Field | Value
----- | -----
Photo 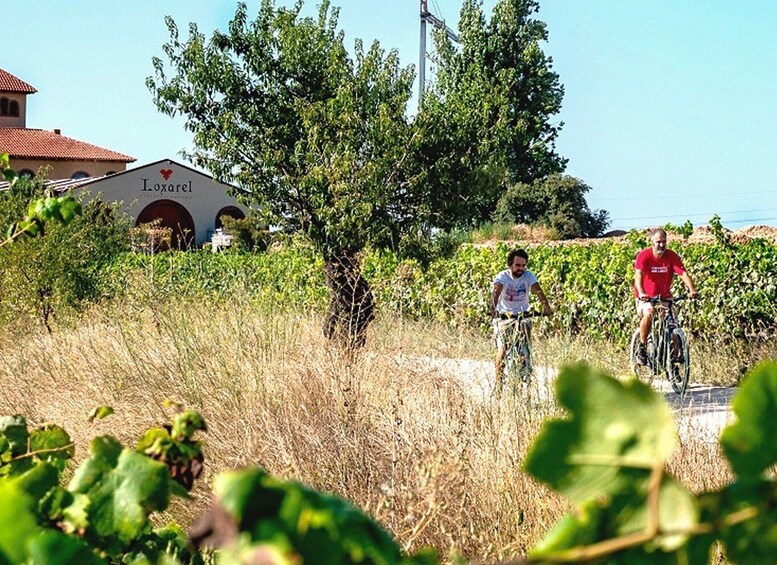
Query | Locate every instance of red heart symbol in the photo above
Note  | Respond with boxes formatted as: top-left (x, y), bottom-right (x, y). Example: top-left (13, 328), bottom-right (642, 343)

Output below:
top-left (160, 169), bottom-right (173, 180)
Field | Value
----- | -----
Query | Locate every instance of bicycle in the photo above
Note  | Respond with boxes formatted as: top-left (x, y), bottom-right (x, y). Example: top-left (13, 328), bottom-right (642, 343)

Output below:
top-left (495, 310), bottom-right (544, 393)
top-left (629, 296), bottom-right (691, 395)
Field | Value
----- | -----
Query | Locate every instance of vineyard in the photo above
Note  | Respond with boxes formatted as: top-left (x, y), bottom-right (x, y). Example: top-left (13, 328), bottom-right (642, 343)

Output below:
top-left (3, 184), bottom-right (777, 562)
top-left (93, 231), bottom-right (777, 344)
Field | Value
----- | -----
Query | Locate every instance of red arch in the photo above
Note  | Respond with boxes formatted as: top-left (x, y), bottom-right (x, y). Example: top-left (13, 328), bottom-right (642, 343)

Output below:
top-left (136, 199), bottom-right (195, 250)
top-left (215, 205), bottom-right (245, 229)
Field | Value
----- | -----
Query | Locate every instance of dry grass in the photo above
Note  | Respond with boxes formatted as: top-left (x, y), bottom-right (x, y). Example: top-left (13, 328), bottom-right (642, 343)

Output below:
top-left (0, 298), bottom-right (737, 562)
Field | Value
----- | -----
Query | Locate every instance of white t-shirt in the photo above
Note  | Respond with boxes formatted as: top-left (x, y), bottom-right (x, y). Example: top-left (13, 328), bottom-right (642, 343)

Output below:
top-left (494, 269), bottom-right (537, 314)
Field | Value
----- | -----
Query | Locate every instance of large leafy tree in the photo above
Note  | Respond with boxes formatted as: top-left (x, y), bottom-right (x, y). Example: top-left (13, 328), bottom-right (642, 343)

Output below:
top-left (493, 174), bottom-right (610, 238)
top-left (422, 0), bottom-right (569, 228)
top-left (148, 0), bottom-right (420, 346)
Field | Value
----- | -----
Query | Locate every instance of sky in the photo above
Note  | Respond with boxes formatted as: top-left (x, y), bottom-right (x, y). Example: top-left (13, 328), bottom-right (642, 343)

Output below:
top-left (4, 0), bottom-right (777, 232)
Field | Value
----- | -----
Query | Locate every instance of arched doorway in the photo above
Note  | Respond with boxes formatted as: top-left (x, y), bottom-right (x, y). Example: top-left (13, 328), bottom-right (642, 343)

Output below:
top-left (215, 206), bottom-right (245, 229)
top-left (136, 199), bottom-right (195, 250)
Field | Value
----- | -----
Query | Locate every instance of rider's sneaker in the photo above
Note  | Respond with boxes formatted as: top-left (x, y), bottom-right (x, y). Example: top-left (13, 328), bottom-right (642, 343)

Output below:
top-left (636, 343), bottom-right (648, 366)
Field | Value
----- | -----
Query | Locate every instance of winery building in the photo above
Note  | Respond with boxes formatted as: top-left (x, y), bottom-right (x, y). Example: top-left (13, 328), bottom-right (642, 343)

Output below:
top-left (71, 159), bottom-right (247, 246)
top-left (0, 67), bottom-right (247, 246)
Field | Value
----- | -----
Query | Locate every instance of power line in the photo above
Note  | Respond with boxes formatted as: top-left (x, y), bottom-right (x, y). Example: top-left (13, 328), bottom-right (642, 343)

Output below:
top-left (616, 207), bottom-right (777, 222)
top-left (593, 188), bottom-right (777, 202)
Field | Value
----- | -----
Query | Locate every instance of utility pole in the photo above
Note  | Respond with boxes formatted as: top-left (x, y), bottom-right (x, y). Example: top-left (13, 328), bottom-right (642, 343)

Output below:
top-left (419, 0), bottom-right (459, 108)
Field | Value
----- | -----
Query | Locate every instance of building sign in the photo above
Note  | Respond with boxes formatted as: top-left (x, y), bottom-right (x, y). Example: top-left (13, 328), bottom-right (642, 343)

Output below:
top-left (140, 167), bottom-right (193, 198)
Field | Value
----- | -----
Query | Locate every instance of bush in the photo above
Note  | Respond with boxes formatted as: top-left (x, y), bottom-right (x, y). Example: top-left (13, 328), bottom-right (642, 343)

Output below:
top-left (493, 174), bottom-right (610, 238)
top-left (0, 178), bottom-right (130, 331)
top-left (218, 215), bottom-right (271, 252)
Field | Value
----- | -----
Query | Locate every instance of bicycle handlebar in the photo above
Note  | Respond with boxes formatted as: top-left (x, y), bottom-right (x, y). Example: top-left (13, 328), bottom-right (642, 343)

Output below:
top-left (639, 295), bottom-right (692, 304)
top-left (496, 310), bottom-right (546, 320)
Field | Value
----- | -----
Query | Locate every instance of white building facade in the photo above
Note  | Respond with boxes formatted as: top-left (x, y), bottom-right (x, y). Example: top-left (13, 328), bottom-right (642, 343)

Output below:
top-left (75, 159), bottom-right (247, 247)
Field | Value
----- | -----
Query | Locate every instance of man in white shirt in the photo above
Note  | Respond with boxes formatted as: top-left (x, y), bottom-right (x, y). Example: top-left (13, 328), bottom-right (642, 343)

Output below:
top-left (488, 249), bottom-right (553, 384)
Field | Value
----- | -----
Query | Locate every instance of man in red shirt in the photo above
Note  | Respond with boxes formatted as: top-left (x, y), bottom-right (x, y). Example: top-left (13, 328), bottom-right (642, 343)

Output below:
top-left (634, 228), bottom-right (698, 365)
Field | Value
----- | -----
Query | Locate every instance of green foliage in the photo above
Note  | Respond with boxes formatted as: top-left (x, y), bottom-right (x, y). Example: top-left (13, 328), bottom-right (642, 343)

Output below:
top-left (136, 408), bottom-right (206, 492)
top-left (1, 153), bottom-right (83, 249)
top-left (709, 214), bottom-right (731, 247)
top-left (197, 468), bottom-right (436, 564)
top-left (99, 235), bottom-right (777, 342)
top-left (0, 176), bottom-right (128, 331)
top-left (664, 220), bottom-right (694, 239)
top-left (421, 0), bottom-right (570, 228)
top-left (493, 174), bottom-right (610, 238)
top-left (0, 407), bottom-right (434, 564)
top-left (102, 243), bottom-right (329, 309)
top-left (218, 215), bottom-right (271, 252)
top-left (0, 153), bottom-right (17, 185)
top-left (0, 409), bottom-right (206, 564)
top-left (148, 0), bottom-right (417, 258)
top-left (524, 361), bottom-right (777, 563)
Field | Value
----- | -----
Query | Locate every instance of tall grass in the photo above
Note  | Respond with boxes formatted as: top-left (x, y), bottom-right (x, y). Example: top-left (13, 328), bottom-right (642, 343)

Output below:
top-left (0, 297), bottom-right (736, 562)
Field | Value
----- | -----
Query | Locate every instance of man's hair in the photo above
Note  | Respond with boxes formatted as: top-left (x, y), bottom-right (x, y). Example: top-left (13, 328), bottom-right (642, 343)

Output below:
top-left (507, 249), bottom-right (529, 265)
top-left (650, 227), bottom-right (667, 239)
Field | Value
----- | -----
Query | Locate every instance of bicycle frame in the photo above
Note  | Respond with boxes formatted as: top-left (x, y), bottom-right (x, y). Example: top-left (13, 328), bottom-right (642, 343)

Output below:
top-left (496, 311), bottom-right (539, 385)
top-left (647, 301), bottom-right (676, 375)
top-left (630, 296), bottom-right (690, 394)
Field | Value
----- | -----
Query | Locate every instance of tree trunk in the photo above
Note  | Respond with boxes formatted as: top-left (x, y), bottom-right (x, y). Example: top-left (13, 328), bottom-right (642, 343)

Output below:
top-left (322, 251), bottom-right (375, 348)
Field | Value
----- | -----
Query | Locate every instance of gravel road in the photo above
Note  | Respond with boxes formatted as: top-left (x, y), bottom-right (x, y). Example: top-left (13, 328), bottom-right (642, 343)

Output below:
top-left (406, 355), bottom-right (736, 443)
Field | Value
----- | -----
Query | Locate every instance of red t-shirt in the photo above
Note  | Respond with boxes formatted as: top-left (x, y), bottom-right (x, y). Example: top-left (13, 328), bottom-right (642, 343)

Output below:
top-left (634, 248), bottom-right (686, 298)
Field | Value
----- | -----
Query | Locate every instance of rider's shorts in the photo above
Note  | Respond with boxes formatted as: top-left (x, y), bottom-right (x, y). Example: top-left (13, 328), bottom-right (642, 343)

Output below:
top-left (493, 317), bottom-right (532, 349)
top-left (636, 298), bottom-right (668, 317)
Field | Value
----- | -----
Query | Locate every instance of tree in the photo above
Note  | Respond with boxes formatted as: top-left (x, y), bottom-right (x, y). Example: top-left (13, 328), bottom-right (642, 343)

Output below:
top-left (493, 174), bottom-right (610, 238)
top-left (0, 172), bottom-right (127, 332)
top-left (421, 0), bottom-right (569, 228)
top-left (148, 1), bottom-right (420, 347)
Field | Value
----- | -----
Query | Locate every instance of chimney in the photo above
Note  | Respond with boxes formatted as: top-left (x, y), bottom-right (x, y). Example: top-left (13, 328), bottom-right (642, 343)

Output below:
top-left (53, 129), bottom-right (61, 135)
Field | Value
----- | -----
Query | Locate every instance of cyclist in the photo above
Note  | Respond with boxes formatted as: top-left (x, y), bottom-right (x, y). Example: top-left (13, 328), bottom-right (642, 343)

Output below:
top-left (489, 249), bottom-right (553, 384)
top-left (634, 228), bottom-right (698, 365)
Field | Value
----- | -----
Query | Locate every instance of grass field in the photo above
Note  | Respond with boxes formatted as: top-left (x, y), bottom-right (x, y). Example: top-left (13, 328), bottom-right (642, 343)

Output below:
top-left (0, 297), bottom-right (755, 561)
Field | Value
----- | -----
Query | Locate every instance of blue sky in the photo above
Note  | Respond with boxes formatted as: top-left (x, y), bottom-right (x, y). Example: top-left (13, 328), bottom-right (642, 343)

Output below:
top-left (4, 1), bottom-right (776, 231)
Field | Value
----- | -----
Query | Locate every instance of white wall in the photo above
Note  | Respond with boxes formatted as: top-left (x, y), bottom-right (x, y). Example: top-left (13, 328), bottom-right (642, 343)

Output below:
top-left (76, 159), bottom-right (248, 245)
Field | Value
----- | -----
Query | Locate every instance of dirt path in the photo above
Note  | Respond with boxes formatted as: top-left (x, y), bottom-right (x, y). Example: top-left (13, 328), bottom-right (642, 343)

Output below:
top-left (408, 355), bottom-right (736, 443)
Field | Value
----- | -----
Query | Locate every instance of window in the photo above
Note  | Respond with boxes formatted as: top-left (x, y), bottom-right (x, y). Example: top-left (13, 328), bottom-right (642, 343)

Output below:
top-left (0, 97), bottom-right (7, 116)
top-left (18, 169), bottom-right (35, 178)
top-left (71, 171), bottom-right (89, 180)
top-left (9, 100), bottom-right (19, 117)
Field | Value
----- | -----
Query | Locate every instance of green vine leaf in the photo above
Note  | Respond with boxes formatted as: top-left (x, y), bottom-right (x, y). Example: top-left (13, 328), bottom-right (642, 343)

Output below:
top-left (87, 406), bottom-right (115, 423)
top-left (715, 479), bottom-right (777, 563)
top-left (720, 361), bottom-right (777, 480)
top-left (26, 530), bottom-right (106, 565)
top-left (207, 468), bottom-right (437, 564)
top-left (68, 436), bottom-right (171, 548)
top-left (0, 415), bottom-right (29, 457)
top-left (524, 363), bottom-right (676, 503)
top-left (529, 478), bottom-right (702, 563)
top-left (9, 461), bottom-right (59, 501)
top-left (0, 482), bottom-right (42, 563)
top-left (30, 423), bottom-right (75, 473)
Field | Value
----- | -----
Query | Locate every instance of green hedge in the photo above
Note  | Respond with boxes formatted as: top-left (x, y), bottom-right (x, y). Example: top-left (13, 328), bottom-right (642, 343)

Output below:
top-left (101, 237), bottom-right (777, 342)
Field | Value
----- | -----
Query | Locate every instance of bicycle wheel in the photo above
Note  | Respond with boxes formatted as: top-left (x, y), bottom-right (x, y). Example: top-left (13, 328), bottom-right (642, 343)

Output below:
top-left (518, 339), bottom-right (532, 383)
top-left (503, 338), bottom-right (530, 396)
top-left (665, 328), bottom-right (690, 395)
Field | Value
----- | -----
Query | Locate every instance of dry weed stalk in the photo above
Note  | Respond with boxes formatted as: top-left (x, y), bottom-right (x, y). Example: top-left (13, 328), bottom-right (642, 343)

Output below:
top-left (0, 299), bottom-right (733, 562)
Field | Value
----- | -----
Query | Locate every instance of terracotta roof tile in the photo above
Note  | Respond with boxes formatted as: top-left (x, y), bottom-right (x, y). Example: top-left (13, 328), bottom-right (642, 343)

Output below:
top-left (0, 69), bottom-right (37, 94)
top-left (0, 128), bottom-right (135, 162)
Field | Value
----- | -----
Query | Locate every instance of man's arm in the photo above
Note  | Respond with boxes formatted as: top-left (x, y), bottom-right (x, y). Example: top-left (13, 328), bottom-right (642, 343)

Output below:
top-left (530, 282), bottom-right (553, 316)
top-left (635, 269), bottom-right (647, 299)
top-left (490, 283), bottom-right (503, 318)
top-left (679, 271), bottom-right (698, 298)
